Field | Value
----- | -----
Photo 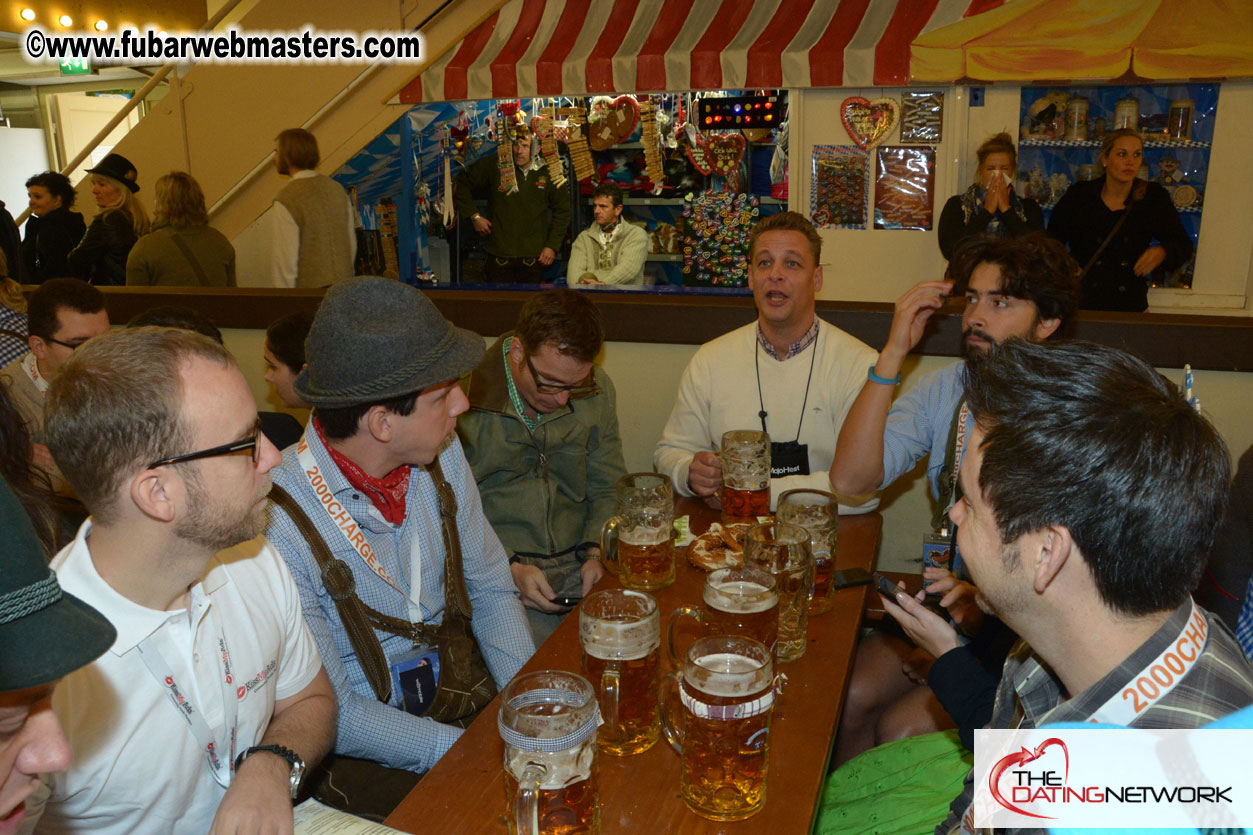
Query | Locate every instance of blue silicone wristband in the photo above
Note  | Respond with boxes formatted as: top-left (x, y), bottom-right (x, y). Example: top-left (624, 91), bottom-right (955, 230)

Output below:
top-left (867, 364), bottom-right (901, 386)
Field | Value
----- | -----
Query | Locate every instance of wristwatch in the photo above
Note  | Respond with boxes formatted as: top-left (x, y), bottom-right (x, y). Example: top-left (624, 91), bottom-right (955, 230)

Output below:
top-left (234, 744), bottom-right (306, 800)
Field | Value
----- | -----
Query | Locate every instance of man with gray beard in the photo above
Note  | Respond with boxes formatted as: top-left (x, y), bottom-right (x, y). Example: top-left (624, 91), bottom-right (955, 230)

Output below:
top-left (29, 327), bottom-right (335, 835)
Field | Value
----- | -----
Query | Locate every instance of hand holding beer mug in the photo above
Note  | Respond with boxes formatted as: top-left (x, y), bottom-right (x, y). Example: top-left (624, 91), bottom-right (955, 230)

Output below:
top-left (667, 566), bottom-right (779, 664)
top-left (720, 430), bottom-right (771, 523)
top-left (498, 671), bottom-right (601, 835)
top-left (777, 489), bottom-right (838, 615)
top-left (579, 590), bottom-right (661, 756)
top-left (744, 522), bottom-right (813, 662)
top-left (658, 635), bottom-right (776, 821)
top-left (600, 473), bottom-right (676, 591)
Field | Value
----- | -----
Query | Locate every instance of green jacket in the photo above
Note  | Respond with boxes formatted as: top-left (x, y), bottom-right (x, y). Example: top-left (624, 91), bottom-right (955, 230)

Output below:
top-left (457, 335), bottom-right (626, 559)
top-left (453, 154), bottom-right (571, 258)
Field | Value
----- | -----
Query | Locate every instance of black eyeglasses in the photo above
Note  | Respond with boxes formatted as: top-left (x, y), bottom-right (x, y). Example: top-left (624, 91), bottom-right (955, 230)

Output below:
top-left (149, 423), bottom-right (261, 469)
top-left (524, 353), bottom-right (597, 397)
top-left (44, 336), bottom-right (90, 351)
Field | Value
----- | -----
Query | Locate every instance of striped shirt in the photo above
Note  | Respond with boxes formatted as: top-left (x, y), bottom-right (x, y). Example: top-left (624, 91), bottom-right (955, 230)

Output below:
top-left (940, 600), bottom-right (1253, 835)
top-left (266, 428), bottom-right (534, 773)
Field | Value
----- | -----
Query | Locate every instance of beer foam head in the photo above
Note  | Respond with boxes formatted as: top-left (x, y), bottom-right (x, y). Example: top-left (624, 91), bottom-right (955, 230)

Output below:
top-left (687, 651), bottom-right (772, 698)
top-left (620, 523), bottom-right (671, 546)
top-left (506, 742), bottom-right (595, 789)
top-left (704, 579), bottom-right (777, 614)
top-left (581, 614), bottom-right (660, 661)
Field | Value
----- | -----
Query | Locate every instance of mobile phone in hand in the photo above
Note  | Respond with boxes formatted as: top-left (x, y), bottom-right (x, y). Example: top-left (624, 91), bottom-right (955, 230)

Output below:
top-left (552, 596), bottom-right (582, 608)
top-left (874, 572), bottom-right (902, 599)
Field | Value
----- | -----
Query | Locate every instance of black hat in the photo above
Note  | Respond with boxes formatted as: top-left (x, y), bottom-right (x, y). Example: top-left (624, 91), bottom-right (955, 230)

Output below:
top-left (295, 276), bottom-right (485, 408)
top-left (85, 153), bottom-right (140, 193)
top-left (0, 478), bottom-right (115, 691)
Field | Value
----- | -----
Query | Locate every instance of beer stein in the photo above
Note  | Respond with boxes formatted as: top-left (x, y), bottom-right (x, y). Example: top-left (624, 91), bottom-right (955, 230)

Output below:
top-left (720, 430), bottom-right (771, 523)
top-left (777, 489), bottom-right (838, 615)
top-left (579, 589), bottom-right (661, 756)
top-left (658, 635), bottom-right (775, 821)
top-left (498, 670), bottom-right (601, 835)
top-left (743, 522), bottom-right (812, 663)
top-left (601, 473), bottom-right (675, 591)
top-left (667, 566), bottom-right (778, 664)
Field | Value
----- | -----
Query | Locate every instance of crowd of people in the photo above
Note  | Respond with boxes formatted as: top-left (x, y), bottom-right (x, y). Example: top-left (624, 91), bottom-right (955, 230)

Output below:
top-left (0, 165), bottom-right (1248, 834)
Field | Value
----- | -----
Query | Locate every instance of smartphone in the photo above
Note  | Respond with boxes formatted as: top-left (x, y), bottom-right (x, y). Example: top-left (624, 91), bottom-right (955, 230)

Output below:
top-left (874, 572), bottom-right (903, 599)
top-left (552, 596), bottom-right (582, 608)
top-left (828, 568), bottom-right (872, 591)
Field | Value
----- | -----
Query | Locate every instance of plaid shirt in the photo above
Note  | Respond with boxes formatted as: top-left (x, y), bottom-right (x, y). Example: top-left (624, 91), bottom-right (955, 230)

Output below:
top-left (940, 600), bottom-right (1253, 835)
top-left (266, 428), bottom-right (534, 773)
top-left (756, 317), bottom-right (818, 361)
top-left (0, 307), bottom-right (27, 368)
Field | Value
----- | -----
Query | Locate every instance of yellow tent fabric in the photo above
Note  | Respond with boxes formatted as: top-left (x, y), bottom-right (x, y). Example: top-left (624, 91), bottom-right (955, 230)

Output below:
top-left (911, 0), bottom-right (1253, 83)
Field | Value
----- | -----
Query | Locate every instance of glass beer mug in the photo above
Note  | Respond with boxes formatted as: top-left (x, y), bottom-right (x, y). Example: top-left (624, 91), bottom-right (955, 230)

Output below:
top-left (658, 635), bottom-right (776, 821)
top-left (666, 566), bottom-right (778, 663)
top-left (777, 489), bottom-right (839, 615)
top-left (720, 430), bottom-right (771, 523)
top-left (498, 671), bottom-right (601, 835)
top-left (600, 473), bottom-right (675, 591)
top-left (744, 522), bottom-right (813, 663)
top-left (579, 589), bottom-right (661, 756)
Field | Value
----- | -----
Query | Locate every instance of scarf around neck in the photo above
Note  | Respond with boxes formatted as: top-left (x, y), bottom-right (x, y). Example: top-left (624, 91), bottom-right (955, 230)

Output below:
top-left (314, 416), bottom-right (412, 524)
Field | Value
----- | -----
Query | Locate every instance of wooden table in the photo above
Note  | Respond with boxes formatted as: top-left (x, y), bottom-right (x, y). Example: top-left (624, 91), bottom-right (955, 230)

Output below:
top-left (384, 499), bottom-right (882, 834)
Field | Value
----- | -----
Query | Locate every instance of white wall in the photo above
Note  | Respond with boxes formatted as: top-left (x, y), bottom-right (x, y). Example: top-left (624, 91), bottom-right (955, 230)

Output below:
top-left (0, 127), bottom-right (49, 215)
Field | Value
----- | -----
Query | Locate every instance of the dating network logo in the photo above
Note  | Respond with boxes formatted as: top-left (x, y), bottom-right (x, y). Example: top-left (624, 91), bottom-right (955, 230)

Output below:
top-left (989, 737), bottom-right (1071, 819)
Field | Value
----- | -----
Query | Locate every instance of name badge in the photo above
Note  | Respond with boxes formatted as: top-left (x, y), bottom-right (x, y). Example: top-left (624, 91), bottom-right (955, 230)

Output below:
top-left (769, 441), bottom-right (809, 478)
top-left (391, 646), bottom-right (440, 716)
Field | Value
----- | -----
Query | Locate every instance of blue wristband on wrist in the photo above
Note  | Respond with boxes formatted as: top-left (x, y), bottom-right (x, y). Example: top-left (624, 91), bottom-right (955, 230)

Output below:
top-left (867, 364), bottom-right (901, 386)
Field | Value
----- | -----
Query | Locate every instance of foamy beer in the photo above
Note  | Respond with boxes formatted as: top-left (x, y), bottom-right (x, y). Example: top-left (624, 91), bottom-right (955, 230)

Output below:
top-left (744, 522), bottom-right (813, 663)
top-left (580, 589), bottom-right (661, 756)
top-left (777, 489), bottom-right (839, 615)
top-left (499, 670), bottom-right (601, 835)
top-left (659, 636), bottom-right (775, 821)
top-left (720, 430), bottom-right (771, 524)
top-left (667, 567), bottom-right (778, 664)
top-left (600, 473), bottom-right (675, 590)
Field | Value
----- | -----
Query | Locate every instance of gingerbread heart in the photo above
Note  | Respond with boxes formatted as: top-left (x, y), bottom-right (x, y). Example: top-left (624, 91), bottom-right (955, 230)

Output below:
top-left (686, 133), bottom-right (713, 175)
top-left (589, 95), bottom-right (640, 151)
top-left (708, 132), bottom-right (746, 176)
top-left (841, 96), bottom-right (898, 150)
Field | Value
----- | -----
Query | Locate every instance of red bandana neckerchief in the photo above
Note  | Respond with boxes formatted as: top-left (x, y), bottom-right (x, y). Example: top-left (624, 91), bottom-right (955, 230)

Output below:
top-left (314, 416), bottom-right (412, 525)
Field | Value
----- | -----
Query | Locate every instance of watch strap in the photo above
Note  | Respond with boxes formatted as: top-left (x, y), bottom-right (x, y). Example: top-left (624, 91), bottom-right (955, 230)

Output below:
top-left (234, 744), bottom-right (305, 800)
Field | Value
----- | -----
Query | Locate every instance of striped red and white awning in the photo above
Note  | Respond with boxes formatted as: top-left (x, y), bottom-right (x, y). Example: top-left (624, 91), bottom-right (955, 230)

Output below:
top-left (400, 0), bottom-right (1006, 103)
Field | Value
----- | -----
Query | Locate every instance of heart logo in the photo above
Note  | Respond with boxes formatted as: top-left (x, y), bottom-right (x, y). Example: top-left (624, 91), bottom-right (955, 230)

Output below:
top-left (841, 96), bottom-right (899, 150)
top-left (686, 133), bottom-right (713, 175)
top-left (708, 133), bottom-right (746, 176)
top-left (989, 737), bottom-right (1069, 820)
top-left (589, 95), bottom-right (640, 150)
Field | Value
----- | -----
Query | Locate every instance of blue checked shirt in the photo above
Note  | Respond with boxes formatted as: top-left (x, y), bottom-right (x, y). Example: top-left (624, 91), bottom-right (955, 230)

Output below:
top-left (1238, 580), bottom-right (1253, 661)
top-left (881, 361), bottom-right (967, 498)
top-left (0, 307), bottom-right (28, 368)
top-left (266, 428), bottom-right (535, 772)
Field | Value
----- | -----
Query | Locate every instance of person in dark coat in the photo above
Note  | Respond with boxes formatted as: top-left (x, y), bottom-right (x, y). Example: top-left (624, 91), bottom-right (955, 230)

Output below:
top-left (1048, 128), bottom-right (1193, 312)
top-left (21, 172), bottom-right (86, 284)
top-left (66, 154), bottom-right (148, 286)
top-left (0, 201), bottom-right (21, 283)
top-left (937, 132), bottom-right (1044, 262)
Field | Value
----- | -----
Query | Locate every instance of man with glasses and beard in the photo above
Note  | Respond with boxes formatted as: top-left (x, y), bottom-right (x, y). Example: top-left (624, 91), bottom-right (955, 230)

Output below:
top-left (830, 233), bottom-right (1080, 767)
top-left (458, 290), bottom-right (626, 644)
top-left (31, 327), bottom-right (335, 835)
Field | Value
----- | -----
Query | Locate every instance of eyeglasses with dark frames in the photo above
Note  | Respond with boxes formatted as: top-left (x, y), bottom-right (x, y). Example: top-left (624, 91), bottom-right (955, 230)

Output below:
top-left (524, 352), bottom-right (598, 397)
top-left (149, 421), bottom-right (262, 469)
top-left (43, 335), bottom-right (91, 351)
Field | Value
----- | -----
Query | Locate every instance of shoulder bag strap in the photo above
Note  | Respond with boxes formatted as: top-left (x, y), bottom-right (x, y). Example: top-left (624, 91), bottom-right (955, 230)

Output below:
top-left (1078, 179), bottom-right (1144, 281)
top-left (168, 230), bottom-right (212, 285)
top-left (269, 482), bottom-right (395, 702)
top-left (931, 397), bottom-right (966, 532)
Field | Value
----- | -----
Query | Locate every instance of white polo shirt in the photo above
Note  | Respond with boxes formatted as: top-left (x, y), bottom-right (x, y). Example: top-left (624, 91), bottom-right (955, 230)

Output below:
top-left (29, 522), bottom-right (323, 835)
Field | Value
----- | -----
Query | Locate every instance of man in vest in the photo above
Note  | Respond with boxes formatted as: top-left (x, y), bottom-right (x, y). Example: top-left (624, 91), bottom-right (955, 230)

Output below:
top-left (271, 128), bottom-right (357, 288)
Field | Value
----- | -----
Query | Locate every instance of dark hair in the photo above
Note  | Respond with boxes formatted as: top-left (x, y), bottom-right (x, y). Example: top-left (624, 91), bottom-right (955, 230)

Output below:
top-left (963, 339), bottom-right (1230, 616)
top-left (748, 211), bottom-right (822, 264)
top-left (127, 305), bottom-right (224, 344)
top-left (0, 386), bottom-right (59, 555)
top-left (25, 171), bottom-right (76, 209)
top-left (316, 392), bottom-right (419, 441)
top-left (591, 182), bottom-right (623, 208)
top-left (265, 311), bottom-right (314, 373)
top-left (28, 278), bottom-right (106, 340)
top-left (975, 131), bottom-right (1017, 173)
top-left (950, 233), bottom-right (1080, 330)
top-left (276, 128), bottom-right (320, 171)
top-left (514, 289), bottom-right (605, 363)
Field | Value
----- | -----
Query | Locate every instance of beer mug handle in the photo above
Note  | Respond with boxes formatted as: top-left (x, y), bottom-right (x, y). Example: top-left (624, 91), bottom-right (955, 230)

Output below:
top-left (666, 605), bottom-right (705, 669)
top-left (515, 763), bottom-right (546, 835)
top-left (600, 516), bottom-right (622, 574)
top-left (657, 670), bottom-right (684, 757)
top-left (601, 664), bottom-right (620, 730)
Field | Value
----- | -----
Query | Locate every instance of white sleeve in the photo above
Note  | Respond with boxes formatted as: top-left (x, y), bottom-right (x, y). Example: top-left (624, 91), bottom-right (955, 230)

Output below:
top-left (567, 231), bottom-right (591, 283)
top-left (346, 194), bottom-right (358, 265)
top-left (265, 541), bottom-right (324, 700)
top-left (270, 203), bottom-right (299, 288)
top-left (654, 350), bottom-right (713, 497)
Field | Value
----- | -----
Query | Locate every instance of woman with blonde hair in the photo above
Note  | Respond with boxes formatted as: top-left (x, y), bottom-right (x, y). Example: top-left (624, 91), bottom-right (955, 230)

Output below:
top-left (67, 153), bottom-right (148, 285)
top-left (937, 132), bottom-right (1044, 261)
top-left (126, 171), bottom-right (236, 286)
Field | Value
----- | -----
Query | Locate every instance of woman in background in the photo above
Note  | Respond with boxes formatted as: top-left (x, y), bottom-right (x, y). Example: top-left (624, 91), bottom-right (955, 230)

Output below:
top-left (937, 132), bottom-right (1044, 262)
top-left (21, 171), bottom-right (86, 283)
top-left (67, 153), bottom-right (148, 285)
top-left (1048, 128), bottom-right (1192, 311)
top-left (263, 311), bottom-right (313, 411)
top-left (126, 171), bottom-right (236, 286)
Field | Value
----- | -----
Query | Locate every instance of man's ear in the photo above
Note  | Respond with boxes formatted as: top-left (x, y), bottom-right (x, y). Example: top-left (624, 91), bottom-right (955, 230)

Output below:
top-left (29, 335), bottom-right (47, 362)
top-left (1032, 525), bottom-right (1073, 594)
top-left (365, 406), bottom-right (392, 443)
top-left (1034, 316), bottom-right (1062, 341)
top-left (813, 264), bottom-right (824, 294)
top-left (131, 468), bottom-right (176, 523)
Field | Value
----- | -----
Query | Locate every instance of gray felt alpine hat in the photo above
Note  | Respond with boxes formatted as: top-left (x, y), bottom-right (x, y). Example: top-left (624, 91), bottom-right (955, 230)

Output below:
top-left (295, 276), bottom-right (485, 408)
top-left (0, 477), bottom-right (115, 691)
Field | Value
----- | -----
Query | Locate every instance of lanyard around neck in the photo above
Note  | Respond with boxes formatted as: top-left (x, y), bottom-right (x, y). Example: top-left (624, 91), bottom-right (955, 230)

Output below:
top-left (754, 331), bottom-right (817, 442)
